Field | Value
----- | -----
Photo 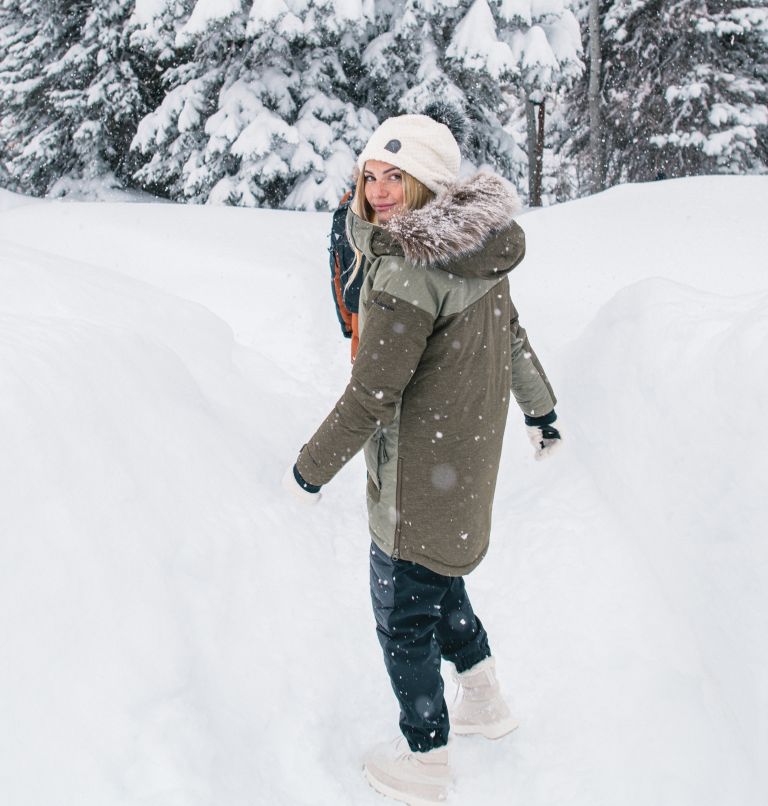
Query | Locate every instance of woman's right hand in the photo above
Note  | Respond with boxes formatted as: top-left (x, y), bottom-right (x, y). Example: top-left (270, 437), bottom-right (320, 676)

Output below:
top-left (281, 465), bottom-right (323, 505)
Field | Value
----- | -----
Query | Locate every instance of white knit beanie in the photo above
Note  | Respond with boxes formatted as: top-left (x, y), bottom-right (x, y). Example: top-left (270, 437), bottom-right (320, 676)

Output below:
top-left (357, 114), bottom-right (462, 195)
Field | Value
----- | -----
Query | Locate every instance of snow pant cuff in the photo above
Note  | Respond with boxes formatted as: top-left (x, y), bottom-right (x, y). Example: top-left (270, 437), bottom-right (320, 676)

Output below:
top-left (452, 644), bottom-right (492, 675)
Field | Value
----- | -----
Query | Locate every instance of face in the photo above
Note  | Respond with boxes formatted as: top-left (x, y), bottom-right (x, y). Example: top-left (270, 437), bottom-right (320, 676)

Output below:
top-left (363, 160), bottom-right (405, 223)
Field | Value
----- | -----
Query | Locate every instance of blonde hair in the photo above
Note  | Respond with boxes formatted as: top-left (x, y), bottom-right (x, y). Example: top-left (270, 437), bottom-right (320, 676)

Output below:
top-left (346, 167), bottom-right (434, 288)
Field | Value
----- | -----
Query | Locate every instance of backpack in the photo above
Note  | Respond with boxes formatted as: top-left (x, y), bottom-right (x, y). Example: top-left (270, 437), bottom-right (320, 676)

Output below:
top-left (329, 190), bottom-right (364, 359)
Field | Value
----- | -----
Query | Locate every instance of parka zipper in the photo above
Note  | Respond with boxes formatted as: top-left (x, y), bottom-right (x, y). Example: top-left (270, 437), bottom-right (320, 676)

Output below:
top-left (392, 457), bottom-right (404, 561)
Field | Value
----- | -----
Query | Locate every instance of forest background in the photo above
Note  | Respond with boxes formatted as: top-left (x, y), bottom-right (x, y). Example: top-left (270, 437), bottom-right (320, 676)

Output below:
top-left (1, 0), bottom-right (766, 210)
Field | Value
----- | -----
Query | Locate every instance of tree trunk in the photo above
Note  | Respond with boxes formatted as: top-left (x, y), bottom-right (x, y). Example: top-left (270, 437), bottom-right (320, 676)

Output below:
top-left (531, 101), bottom-right (545, 207)
top-left (526, 98), bottom-right (537, 204)
top-left (588, 0), bottom-right (604, 192)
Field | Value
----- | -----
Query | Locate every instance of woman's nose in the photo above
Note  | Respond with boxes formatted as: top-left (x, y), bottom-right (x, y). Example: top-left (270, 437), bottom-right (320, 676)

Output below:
top-left (372, 182), bottom-right (390, 199)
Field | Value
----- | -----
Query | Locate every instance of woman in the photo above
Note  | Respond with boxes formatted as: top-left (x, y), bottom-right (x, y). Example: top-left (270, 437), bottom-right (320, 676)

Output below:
top-left (284, 110), bottom-right (561, 805)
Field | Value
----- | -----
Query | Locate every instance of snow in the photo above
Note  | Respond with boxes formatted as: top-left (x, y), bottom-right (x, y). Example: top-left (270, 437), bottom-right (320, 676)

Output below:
top-left (246, 0), bottom-right (303, 38)
top-left (1, 175), bottom-right (767, 806)
top-left (499, 0), bottom-right (533, 26)
top-left (176, 0), bottom-right (243, 45)
top-left (447, 0), bottom-right (517, 79)
top-left (0, 189), bottom-right (39, 211)
top-left (205, 81), bottom-right (264, 150)
top-left (531, 0), bottom-right (565, 18)
top-left (132, 78), bottom-right (215, 150)
top-left (520, 25), bottom-right (560, 71)
top-left (130, 0), bottom-right (172, 26)
top-left (329, 0), bottom-right (374, 23)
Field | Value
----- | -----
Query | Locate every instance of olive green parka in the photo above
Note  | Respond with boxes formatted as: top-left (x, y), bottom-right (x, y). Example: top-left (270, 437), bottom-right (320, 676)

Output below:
top-left (297, 173), bottom-right (556, 575)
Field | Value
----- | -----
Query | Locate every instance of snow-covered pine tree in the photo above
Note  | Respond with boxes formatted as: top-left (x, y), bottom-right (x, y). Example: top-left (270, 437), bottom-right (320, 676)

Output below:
top-left (0, 0), bottom-right (90, 194)
top-left (129, 0), bottom-right (194, 62)
top-left (129, 0), bottom-right (248, 201)
top-left (443, 0), bottom-right (526, 179)
top-left (446, 0), bottom-right (583, 201)
top-left (131, 0), bottom-right (378, 209)
top-left (601, 0), bottom-right (768, 181)
top-left (371, 0), bottom-right (466, 116)
top-left (358, 0), bottom-right (535, 186)
top-left (281, 0), bottom-right (379, 209)
top-left (359, 0), bottom-right (530, 181)
top-left (50, 0), bottom-right (158, 195)
top-left (0, 0), bottom-right (155, 196)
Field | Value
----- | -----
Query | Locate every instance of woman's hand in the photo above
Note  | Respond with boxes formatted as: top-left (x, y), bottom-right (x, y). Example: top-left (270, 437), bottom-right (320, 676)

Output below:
top-left (524, 412), bottom-right (562, 461)
top-left (281, 465), bottom-right (322, 505)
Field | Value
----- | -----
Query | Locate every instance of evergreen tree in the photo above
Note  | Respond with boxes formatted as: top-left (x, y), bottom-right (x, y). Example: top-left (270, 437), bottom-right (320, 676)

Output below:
top-left (446, 0), bottom-right (583, 199)
top-left (131, 0), bottom-right (378, 209)
top-left (600, 0), bottom-right (767, 183)
top-left (1, 0), bottom-right (587, 205)
top-left (281, 0), bottom-right (379, 208)
top-left (130, 0), bottom-right (250, 202)
top-left (355, 0), bottom-right (583, 194)
top-left (54, 0), bottom-right (155, 193)
top-left (445, 0), bottom-right (526, 178)
top-left (676, 0), bottom-right (761, 174)
top-left (0, 0), bottom-right (155, 196)
top-left (128, 0), bottom-right (195, 62)
top-left (0, 1), bottom-right (90, 194)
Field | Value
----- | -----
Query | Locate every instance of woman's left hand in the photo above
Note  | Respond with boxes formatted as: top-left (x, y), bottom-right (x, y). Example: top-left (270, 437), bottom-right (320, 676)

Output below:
top-left (526, 422), bottom-right (562, 461)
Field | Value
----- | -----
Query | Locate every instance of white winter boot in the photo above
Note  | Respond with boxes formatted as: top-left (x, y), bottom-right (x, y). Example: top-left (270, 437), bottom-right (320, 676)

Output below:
top-left (363, 736), bottom-right (451, 805)
top-left (451, 656), bottom-right (519, 739)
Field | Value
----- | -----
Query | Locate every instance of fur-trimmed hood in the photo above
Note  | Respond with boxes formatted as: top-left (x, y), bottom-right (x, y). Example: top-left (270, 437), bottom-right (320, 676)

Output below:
top-left (347, 172), bottom-right (525, 279)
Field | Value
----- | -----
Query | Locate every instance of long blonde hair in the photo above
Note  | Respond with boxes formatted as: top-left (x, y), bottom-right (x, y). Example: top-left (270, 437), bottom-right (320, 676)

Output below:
top-left (345, 167), bottom-right (434, 289)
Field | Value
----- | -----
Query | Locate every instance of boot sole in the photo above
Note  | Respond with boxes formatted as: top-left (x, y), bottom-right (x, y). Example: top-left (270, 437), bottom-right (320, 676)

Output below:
top-left (363, 765), bottom-right (448, 805)
top-left (452, 718), bottom-right (519, 740)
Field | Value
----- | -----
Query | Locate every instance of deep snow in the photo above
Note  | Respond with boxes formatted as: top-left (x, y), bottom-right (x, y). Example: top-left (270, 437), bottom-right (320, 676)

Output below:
top-left (1, 176), bottom-right (766, 806)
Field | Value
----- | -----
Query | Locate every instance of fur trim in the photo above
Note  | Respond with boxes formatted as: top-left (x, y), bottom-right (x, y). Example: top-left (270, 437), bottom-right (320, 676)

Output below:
top-left (384, 173), bottom-right (521, 266)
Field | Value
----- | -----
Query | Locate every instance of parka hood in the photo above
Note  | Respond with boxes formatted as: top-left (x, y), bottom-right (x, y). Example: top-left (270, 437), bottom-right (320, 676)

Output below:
top-left (348, 172), bottom-right (524, 279)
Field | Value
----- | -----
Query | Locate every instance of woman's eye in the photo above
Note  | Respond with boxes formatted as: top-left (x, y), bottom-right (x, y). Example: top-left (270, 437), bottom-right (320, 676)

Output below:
top-left (391, 174), bottom-right (402, 181)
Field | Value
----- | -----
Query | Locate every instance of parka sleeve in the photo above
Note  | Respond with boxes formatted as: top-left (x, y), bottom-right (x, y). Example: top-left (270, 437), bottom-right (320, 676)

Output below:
top-left (508, 301), bottom-right (557, 418)
top-left (296, 289), bottom-right (435, 487)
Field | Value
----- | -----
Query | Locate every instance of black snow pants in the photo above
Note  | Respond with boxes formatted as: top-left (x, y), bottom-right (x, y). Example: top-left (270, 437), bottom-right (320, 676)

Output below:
top-left (369, 540), bottom-right (491, 752)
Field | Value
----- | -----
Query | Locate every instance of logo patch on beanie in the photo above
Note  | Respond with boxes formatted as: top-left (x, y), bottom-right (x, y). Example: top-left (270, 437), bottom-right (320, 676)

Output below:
top-left (384, 139), bottom-right (402, 154)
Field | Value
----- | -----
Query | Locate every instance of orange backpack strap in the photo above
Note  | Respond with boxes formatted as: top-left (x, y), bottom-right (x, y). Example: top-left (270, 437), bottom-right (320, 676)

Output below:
top-left (332, 249), bottom-right (354, 336)
top-left (350, 313), bottom-right (360, 362)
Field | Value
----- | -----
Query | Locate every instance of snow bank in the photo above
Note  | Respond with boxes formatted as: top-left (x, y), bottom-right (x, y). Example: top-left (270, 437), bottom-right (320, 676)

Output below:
top-left (0, 188), bottom-right (41, 211)
top-left (0, 176), bottom-right (766, 805)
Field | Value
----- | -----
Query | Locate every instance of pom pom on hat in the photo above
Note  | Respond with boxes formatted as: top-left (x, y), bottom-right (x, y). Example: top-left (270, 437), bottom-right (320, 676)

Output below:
top-left (422, 101), bottom-right (469, 149)
top-left (357, 107), bottom-right (463, 195)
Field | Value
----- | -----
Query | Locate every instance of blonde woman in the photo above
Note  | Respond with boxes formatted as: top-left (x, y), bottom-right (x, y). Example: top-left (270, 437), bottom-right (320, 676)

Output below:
top-left (284, 108), bottom-right (561, 805)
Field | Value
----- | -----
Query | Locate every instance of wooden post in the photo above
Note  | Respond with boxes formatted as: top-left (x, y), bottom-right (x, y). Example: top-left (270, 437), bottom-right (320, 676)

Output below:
top-left (531, 100), bottom-right (545, 207)
top-left (526, 98), bottom-right (537, 205)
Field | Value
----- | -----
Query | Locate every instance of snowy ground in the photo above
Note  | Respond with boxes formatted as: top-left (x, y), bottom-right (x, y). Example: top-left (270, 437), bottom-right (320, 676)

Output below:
top-left (1, 176), bottom-right (766, 806)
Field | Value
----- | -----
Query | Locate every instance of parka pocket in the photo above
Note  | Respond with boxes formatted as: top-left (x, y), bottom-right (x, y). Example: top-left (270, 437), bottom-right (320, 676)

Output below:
top-left (364, 431), bottom-right (382, 491)
top-left (364, 429), bottom-right (390, 493)
top-left (367, 472), bottom-right (381, 503)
